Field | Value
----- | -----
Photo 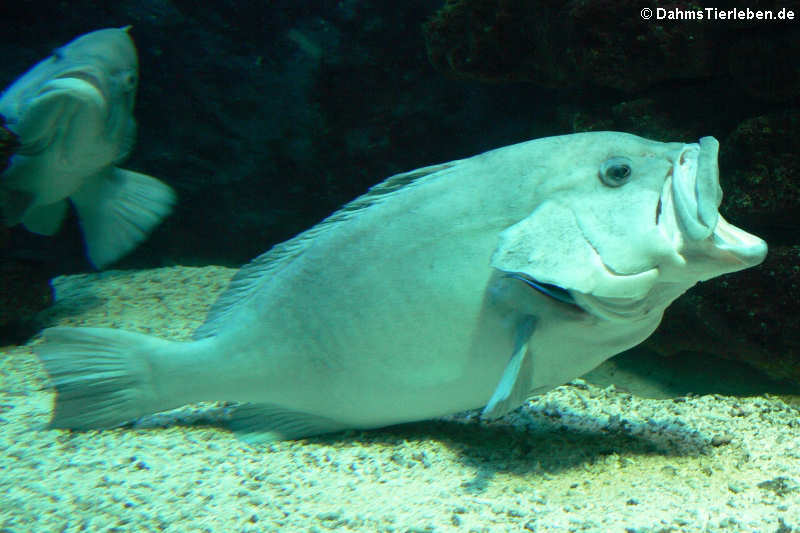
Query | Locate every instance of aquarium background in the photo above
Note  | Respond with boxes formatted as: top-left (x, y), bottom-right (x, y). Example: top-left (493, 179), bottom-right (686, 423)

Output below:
top-left (2, 3), bottom-right (800, 532)
top-left (0, 0), bottom-right (798, 383)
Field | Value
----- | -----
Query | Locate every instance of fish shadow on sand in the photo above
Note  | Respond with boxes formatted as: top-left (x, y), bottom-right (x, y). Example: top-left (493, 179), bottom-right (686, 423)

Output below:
top-left (360, 416), bottom-right (708, 494)
top-left (34, 274), bottom-right (112, 326)
top-left (125, 400), bottom-right (708, 494)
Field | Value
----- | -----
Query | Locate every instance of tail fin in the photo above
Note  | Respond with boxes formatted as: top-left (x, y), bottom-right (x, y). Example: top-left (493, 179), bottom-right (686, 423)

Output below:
top-left (34, 327), bottom-right (174, 429)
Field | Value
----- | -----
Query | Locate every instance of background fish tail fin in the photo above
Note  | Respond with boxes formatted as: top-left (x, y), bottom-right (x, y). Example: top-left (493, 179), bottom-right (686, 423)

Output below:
top-left (34, 327), bottom-right (176, 429)
top-left (70, 167), bottom-right (175, 269)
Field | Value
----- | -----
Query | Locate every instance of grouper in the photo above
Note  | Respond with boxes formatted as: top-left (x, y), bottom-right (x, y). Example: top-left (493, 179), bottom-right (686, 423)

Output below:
top-left (35, 132), bottom-right (767, 441)
top-left (0, 27), bottom-right (174, 268)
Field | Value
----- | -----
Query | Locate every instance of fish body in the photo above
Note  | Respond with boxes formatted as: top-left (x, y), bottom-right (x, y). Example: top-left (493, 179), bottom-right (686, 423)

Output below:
top-left (36, 132), bottom-right (767, 441)
top-left (0, 27), bottom-right (174, 268)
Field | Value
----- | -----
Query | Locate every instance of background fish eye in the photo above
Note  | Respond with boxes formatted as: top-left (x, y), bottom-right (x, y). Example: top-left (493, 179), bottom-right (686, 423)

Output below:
top-left (123, 73), bottom-right (137, 88)
top-left (599, 156), bottom-right (632, 187)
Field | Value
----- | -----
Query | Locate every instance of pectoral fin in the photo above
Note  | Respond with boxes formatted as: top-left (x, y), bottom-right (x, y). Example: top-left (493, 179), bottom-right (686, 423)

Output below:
top-left (481, 315), bottom-right (537, 420)
top-left (70, 166), bottom-right (175, 269)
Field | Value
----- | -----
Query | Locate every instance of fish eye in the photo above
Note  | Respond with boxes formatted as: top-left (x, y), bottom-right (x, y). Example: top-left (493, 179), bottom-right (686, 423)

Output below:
top-left (599, 157), bottom-right (633, 187)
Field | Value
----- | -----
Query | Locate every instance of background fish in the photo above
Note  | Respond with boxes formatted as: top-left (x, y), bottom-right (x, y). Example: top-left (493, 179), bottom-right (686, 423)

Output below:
top-left (35, 132), bottom-right (767, 442)
top-left (0, 115), bottom-right (19, 172)
top-left (0, 27), bottom-right (174, 269)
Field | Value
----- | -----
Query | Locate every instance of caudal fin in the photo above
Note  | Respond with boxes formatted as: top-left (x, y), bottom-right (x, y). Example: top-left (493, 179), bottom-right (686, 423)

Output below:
top-left (34, 327), bottom-right (174, 429)
top-left (70, 167), bottom-right (176, 269)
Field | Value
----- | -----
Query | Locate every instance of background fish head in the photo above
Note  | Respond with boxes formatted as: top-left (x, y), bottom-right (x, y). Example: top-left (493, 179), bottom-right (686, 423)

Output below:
top-left (0, 27), bottom-right (138, 155)
top-left (47, 27), bottom-right (139, 112)
top-left (491, 131), bottom-right (767, 320)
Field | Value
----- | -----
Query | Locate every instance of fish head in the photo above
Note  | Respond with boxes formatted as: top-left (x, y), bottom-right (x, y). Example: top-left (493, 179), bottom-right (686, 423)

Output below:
top-left (490, 132), bottom-right (767, 321)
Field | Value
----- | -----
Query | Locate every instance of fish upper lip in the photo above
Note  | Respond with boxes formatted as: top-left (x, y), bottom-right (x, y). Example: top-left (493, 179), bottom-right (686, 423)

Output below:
top-left (672, 137), bottom-right (722, 242)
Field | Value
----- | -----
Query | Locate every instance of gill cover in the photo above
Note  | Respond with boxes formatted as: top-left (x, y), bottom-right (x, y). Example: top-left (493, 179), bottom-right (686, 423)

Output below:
top-left (490, 201), bottom-right (658, 300)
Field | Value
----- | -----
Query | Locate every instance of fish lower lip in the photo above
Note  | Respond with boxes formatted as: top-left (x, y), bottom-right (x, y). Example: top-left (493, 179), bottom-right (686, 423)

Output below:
top-left (505, 273), bottom-right (579, 307)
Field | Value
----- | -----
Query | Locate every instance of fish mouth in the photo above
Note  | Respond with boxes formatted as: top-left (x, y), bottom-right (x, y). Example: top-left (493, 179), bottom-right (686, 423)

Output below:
top-left (37, 66), bottom-right (108, 102)
top-left (660, 137), bottom-right (766, 276)
top-left (57, 70), bottom-right (104, 91)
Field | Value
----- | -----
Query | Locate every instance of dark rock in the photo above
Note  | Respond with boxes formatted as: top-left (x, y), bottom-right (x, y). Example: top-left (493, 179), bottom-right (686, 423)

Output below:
top-left (645, 242), bottom-right (800, 385)
top-left (727, 27), bottom-right (800, 103)
top-left (0, 252), bottom-right (53, 344)
top-left (423, 0), bottom-right (717, 91)
top-left (423, 0), bottom-right (799, 99)
top-left (645, 111), bottom-right (800, 384)
top-left (719, 111), bottom-right (800, 239)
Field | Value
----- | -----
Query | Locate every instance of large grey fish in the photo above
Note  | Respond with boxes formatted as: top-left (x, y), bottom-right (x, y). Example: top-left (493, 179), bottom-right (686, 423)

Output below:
top-left (0, 27), bottom-right (174, 268)
top-left (35, 132), bottom-right (767, 442)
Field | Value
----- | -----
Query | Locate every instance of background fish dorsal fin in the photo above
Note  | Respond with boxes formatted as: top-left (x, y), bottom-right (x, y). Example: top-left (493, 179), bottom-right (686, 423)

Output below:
top-left (193, 161), bottom-right (458, 340)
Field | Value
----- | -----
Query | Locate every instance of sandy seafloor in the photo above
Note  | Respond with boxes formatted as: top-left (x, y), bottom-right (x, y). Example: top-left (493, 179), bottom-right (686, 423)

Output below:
top-left (1, 266), bottom-right (799, 533)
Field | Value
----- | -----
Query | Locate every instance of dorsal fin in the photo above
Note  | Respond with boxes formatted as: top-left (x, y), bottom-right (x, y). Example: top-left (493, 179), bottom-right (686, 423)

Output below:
top-left (193, 161), bottom-right (458, 340)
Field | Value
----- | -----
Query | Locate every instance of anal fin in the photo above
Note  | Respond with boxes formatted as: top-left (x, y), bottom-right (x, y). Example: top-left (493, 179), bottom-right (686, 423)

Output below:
top-left (481, 315), bottom-right (537, 420)
top-left (228, 403), bottom-right (348, 444)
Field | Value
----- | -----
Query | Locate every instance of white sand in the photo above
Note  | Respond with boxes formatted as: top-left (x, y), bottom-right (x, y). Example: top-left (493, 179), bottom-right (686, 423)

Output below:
top-left (1, 266), bottom-right (798, 532)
